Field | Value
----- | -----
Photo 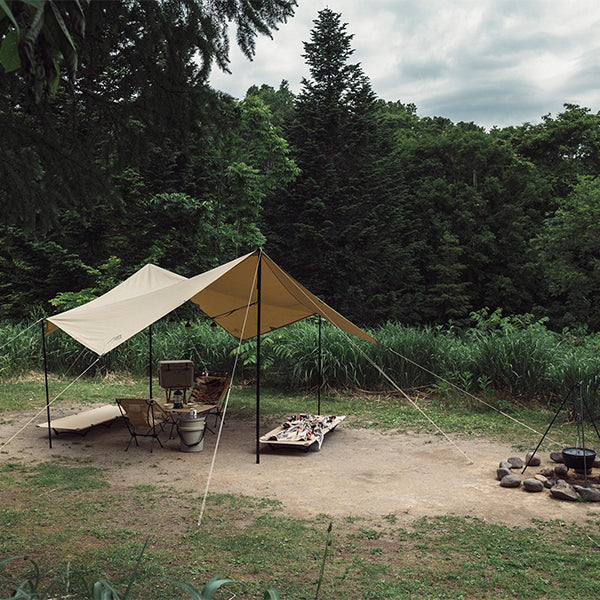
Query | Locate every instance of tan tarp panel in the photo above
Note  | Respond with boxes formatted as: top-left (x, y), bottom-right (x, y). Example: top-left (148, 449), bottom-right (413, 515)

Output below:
top-left (187, 251), bottom-right (377, 344)
top-left (47, 250), bottom-right (377, 355)
top-left (46, 263), bottom-right (192, 355)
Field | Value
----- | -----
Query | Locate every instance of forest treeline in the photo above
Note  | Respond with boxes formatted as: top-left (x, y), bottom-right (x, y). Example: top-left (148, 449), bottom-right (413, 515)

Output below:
top-left (2, 2), bottom-right (600, 333)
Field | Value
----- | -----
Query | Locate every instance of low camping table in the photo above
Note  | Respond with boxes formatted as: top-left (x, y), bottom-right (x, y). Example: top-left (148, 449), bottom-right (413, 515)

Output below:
top-left (162, 402), bottom-right (217, 416)
top-left (260, 415), bottom-right (345, 451)
top-left (161, 401), bottom-right (219, 437)
top-left (36, 404), bottom-right (122, 435)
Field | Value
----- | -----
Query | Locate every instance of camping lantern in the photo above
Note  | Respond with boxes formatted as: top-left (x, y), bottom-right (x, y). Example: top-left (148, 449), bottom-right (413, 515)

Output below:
top-left (173, 389), bottom-right (184, 409)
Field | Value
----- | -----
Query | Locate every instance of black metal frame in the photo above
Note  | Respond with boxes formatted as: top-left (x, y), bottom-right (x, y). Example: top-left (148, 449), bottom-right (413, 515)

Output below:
top-left (523, 382), bottom-right (600, 486)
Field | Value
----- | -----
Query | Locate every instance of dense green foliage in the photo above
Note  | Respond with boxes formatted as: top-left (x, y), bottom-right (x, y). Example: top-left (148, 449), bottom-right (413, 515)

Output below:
top-left (2, 5), bottom-right (600, 332)
top-left (3, 311), bottom-right (600, 417)
top-left (1, 0), bottom-right (298, 312)
top-left (265, 9), bottom-right (387, 324)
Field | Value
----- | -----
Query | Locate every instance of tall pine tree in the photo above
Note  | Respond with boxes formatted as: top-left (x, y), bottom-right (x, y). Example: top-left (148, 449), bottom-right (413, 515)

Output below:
top-left (265, 8), bottom-right (387, 323)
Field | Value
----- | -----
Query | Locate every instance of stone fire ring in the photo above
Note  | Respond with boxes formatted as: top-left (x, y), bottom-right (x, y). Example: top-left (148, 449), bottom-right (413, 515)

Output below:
top-left (495, 451), bottom-right (600, 502)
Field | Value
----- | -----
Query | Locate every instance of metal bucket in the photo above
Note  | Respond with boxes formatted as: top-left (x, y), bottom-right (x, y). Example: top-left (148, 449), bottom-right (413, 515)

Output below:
top-left (177, 416), bottom-right (206, 453)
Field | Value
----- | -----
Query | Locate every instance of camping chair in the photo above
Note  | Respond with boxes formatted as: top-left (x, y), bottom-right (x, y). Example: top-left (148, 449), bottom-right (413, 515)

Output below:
top-left (116, 398), bottom-right (169, 452)
top-left (188, 373), bottom-right (231, 432)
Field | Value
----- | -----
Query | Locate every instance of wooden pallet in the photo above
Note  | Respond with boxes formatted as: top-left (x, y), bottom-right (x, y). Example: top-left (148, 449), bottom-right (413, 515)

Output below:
top-left (260, 415), bottom-right (345, 450)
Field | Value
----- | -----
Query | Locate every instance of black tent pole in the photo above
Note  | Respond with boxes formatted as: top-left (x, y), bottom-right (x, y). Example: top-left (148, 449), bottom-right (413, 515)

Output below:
top-left (578, 383), bottom-right (589, 487)
top-left (149, 324), bottom-right (153, 399)
top-left (42, 320), bottom-right (52, 449)
top-left (522, 385), bottom-right (574, 474)
top-left (256, 250), bottom-right (263, 464)
top-left (318, 315), bottom-right (322, 415)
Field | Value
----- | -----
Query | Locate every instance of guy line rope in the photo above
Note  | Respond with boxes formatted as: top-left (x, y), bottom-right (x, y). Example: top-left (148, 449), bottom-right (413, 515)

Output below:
top-left (197, 260), bottom-right (259, 527)
top-left (267, 261), bottom-right (565, 456)
top-left (0, 355), bottom-right (102, 452)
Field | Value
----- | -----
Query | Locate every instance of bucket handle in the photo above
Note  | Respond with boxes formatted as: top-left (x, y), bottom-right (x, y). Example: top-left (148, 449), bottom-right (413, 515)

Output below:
top-left (177, 421), bottom-right (207, 448)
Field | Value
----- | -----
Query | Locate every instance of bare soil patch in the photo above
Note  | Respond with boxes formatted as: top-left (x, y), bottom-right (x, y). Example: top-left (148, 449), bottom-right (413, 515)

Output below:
top-left (2, 408), bottom-right (598, 527)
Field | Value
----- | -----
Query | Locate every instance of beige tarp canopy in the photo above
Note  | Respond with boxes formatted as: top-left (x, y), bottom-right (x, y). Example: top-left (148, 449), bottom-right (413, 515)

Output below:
top-left (45, 250), bottom-right (378, 459)
top-left (47, 250), bottom-right (377, 356)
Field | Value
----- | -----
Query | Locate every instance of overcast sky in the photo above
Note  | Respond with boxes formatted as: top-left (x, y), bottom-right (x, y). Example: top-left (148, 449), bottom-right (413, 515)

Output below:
top-left (209, 0), bottom-right (600, 130)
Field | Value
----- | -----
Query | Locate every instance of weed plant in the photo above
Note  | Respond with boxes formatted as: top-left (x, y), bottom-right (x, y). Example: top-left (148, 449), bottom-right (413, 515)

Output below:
top-left (3, 311), bottom-right (600, 416)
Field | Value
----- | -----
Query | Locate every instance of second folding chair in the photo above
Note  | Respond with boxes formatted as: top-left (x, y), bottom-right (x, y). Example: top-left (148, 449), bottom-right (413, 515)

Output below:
top-left (116, 398), bottom-right (169, 452)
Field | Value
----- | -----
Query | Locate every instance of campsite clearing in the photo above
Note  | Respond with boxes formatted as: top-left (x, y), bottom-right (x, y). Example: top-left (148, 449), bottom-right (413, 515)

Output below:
top-left (3, 391), bottom-right (600, 599)
top-left (2, 405), bottom-right (597, 527)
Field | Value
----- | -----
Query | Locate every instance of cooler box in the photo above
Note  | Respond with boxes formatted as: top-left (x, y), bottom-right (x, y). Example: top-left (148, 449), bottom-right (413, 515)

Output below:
top-left (158, 360), bottom-right (194, 389)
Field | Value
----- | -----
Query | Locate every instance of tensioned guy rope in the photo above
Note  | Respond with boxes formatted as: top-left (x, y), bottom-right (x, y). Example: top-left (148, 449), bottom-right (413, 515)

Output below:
top-left (0, 356), bottom-right (102, 452)
top-left (197, 260), bottom-right (260, 527)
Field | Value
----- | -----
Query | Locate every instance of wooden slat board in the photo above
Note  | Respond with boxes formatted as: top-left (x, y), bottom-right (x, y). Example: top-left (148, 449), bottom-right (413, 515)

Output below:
top-left (260, 415), bottom-right (346, 448)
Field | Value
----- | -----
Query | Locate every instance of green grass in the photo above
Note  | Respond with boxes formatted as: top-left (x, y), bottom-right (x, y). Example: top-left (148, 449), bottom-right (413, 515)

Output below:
top-left (4, 315), bottom-right (600, 418)
top-left (1, 472), bottom-right (600, 599)
top-left (0, 374), bottom-right (583, 452)
top-left (2, 376), bottom-right (600, 598)
top-left (230, 385), bottom-right (579, 451)
top-left (0, 373), bottom-right (149, 412)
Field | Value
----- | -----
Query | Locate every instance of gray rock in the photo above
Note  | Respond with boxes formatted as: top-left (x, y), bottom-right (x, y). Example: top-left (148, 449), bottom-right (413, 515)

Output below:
top-left (574, 486), bottom-right (600, 502)
top-left (501, 474), bottom-right (522, 488)
top-left (497, 467), bottom-right (512, 481)
top-left (550, 480), bottom-right (578, 501)
top-left (507, 456), bottom-right (524, 469)
top-left (499, 460), bottom-right (512, 470)
top-left (550, 451), bottom-right (564, 463)
top-left (525, 452), bottom-right (541, 467)
top-left (545, 478), bottom-right (556, 488)
top-left (534, 474), bottom-right (548, 484)
top-left (523, 478), bottom-right (544, 492)
top-left (554, 464), bottom-right (569, 478)
top-left (538, 466), bottom-right (554, 478)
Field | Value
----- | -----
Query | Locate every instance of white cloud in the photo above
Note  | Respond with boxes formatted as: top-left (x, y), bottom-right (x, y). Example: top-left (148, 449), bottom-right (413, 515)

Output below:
top-left (209, 0), bottom-right (600, 129)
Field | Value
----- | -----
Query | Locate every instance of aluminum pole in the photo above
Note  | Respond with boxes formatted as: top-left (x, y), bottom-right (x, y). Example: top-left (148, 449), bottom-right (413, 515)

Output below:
top-left (256, 250), bottom-right (263, 464)
top-left (42, 320), bottom-right (52, 449)
top-left (318, 315), bottom-right (322, 415)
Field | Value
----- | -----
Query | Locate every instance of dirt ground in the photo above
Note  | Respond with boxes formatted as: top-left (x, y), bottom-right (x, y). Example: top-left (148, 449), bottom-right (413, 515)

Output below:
top-left (1, 407), bottom-right (598, 527)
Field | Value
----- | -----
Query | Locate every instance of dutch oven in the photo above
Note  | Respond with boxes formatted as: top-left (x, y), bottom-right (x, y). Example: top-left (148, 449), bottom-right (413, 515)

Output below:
top-left (562, 447), bottom-right (596, 473)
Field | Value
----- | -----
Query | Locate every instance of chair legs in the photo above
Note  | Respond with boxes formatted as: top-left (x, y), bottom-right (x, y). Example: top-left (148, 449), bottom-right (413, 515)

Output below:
top-left (150, 430), bottom-right (163, 452)
top-left (124, 425), bottom-right (164, 452)
top-left (125, 432), bottom-right (137, 451)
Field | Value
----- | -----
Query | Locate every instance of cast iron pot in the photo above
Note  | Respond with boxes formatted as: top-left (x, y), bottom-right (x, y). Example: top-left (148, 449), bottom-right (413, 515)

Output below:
top-left (562, 447), bottom-right (596, 473)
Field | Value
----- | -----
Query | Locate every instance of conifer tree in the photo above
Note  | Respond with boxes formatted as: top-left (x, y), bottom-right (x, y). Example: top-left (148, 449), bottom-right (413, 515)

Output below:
top-left (265, 8), bottom-right (386, 323)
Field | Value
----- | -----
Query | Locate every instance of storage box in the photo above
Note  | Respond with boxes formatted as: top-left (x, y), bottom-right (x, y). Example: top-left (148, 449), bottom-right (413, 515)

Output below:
top-left (158, 360), bottom-right (194, 389)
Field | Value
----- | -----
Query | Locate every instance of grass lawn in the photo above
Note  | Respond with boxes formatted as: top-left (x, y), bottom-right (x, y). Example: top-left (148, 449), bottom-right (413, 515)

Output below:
top-left (1, 375), bottom-right (599, 599)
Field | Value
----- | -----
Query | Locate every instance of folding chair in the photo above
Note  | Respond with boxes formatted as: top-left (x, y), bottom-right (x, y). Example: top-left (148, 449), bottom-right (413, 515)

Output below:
top-left (116, 398), bottom-right (169, 452)
top-left (188, 374), bottom-right (231, 432)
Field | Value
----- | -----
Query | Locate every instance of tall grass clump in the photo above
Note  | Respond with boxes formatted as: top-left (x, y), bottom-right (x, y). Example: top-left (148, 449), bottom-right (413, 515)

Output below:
top-left (3, 311), bottom-right (600, 417)
top-left (0, 321), bottom-right (45, 376)
top-left (0, 319), bottom-right (237, 379)
top-left (548, 331), bottom-right (600, 418)
top-left (368, 322), bottom-right (453, 389)
top-left (0, 319), bottom-right (100, 377)
top-left (99, 320), bottom-right (237, 377)
top-left (234, 320), bottom-right (373, 390)
top-left (464, 310), bottom-right (561, 399)
top-left (308, 323), bottom-right (370, 388)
